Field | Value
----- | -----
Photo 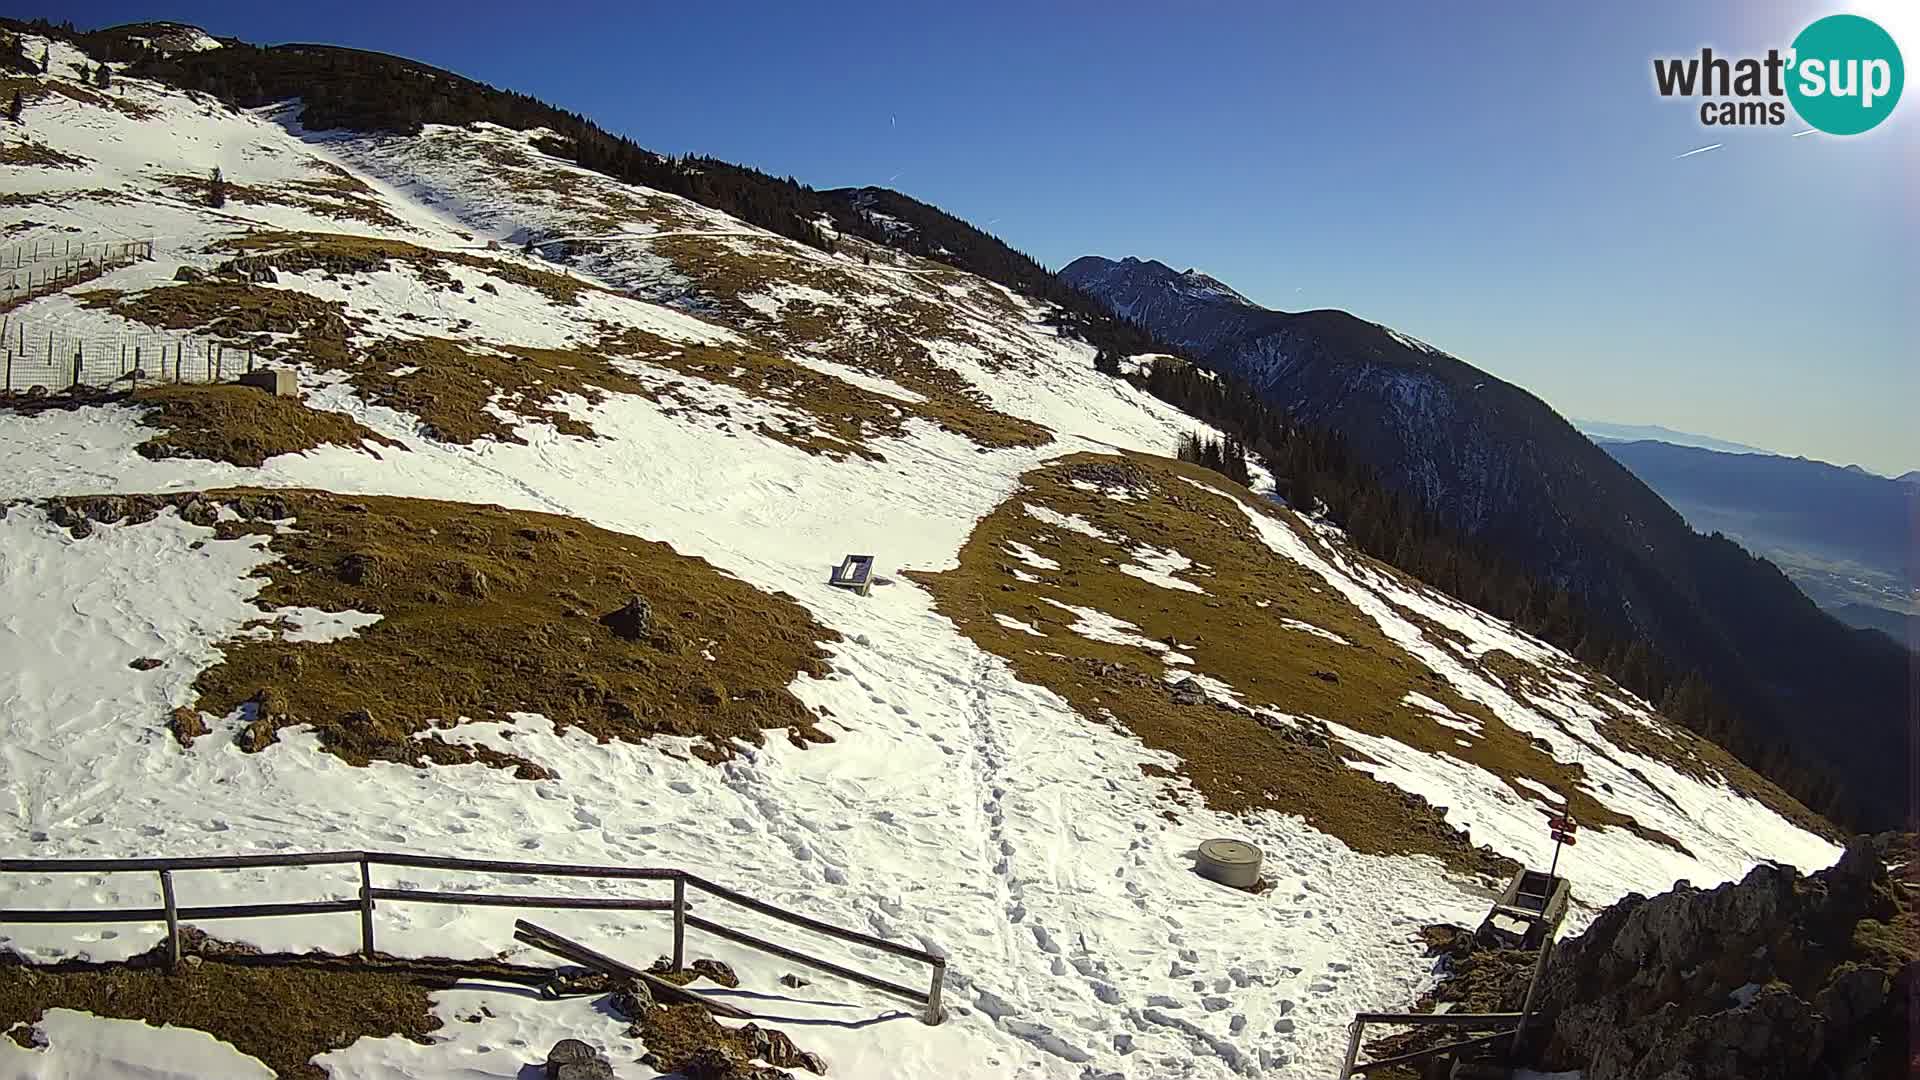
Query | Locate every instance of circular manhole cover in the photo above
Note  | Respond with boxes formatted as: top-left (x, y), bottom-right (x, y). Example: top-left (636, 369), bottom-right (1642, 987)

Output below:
top-left (1196, 838), bottom-right (1264, 889)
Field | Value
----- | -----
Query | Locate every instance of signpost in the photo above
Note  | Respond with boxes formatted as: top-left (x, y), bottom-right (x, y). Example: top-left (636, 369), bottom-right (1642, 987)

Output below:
top-left (1546, 811), bottom-right (1577, 886)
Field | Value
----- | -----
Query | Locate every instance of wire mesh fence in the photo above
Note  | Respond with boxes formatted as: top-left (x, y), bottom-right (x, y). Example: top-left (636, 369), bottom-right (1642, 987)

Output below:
top-left (0, 321), bottom-right (262, 395)
top-left (0, 238), bottom-right (156, 304)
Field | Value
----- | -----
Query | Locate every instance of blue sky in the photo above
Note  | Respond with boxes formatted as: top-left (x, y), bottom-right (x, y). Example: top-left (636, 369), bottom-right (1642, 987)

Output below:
top-left (33, 0), bottom-right (1918, 474)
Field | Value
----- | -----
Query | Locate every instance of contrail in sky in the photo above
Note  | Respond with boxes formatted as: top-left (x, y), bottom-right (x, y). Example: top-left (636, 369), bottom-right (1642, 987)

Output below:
top-left (1675, 143), bottom-right (1723, 159)
top-left (1792, 128), bottom-right (1818, 137)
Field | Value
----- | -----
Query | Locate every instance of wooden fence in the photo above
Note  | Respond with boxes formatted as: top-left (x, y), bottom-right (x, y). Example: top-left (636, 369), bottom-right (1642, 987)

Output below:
top-left (0, 850), bottom-right (947, 1024)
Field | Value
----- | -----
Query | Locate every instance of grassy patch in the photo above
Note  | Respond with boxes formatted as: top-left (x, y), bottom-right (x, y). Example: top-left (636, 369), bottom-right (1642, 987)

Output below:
top-left (911, 453), bottom-right (1710, 877)
top-left (0, 949), bottom-right (441, 1080)
top-left (648, 236), bottom-right (1049, 451)
top-left (0, 74), bottom-right (154, 119)
top-left (634, 1004), bottom-right (825, 1076)
top-left (1479, 649), bottom-right (1836, 843)
top-left (78, 279), bottom-right (352, 339)
top-left (84, 232), bottom-right (1045, 456)
top-left (157, 172), bottom-right (407, 229)
top-left (214, 230), bottom-right (600, 307)
top-left (0, 140), bottom-right (87, 169)
top-left (164, 489), bottom-right (838, 771)
top-left (0, 187), bottom-right (126, 210)
top-left (131, 384), bottom-right (402, 467)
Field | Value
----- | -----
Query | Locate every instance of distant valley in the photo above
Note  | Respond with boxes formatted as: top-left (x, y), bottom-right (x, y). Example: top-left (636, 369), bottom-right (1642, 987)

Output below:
top-left (1597, 439), bottom-right (1915, 645)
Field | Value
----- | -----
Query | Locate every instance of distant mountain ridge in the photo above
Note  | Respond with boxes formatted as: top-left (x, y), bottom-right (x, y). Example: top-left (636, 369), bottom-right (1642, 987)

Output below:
top-left (1575, 420), bottom-right (1773, 457)
top-left (1061, 253), bottom-right (1910, 830)
top-left (1599, 439), bottom-right (1916, 643)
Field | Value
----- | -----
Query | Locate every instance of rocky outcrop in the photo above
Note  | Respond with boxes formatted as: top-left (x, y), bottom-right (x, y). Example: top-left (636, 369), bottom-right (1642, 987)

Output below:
top-left (1522, 837), bottom-right (1912, 1080)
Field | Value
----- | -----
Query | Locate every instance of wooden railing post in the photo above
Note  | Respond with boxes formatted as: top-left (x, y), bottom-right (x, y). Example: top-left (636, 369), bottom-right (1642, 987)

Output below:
top-left (358, 857), bottom-right (375, 959)
top-left (1338, 1017), bottom-right (1365, 1079)
top-left (1510, 931), bottom-right (1555, 1054)
top-left (671, 874), bottom-right (686, 972)
top-left (923, 958), bottom-right (946, 1025)
top-left (158, 869), bottom-right (180, 970)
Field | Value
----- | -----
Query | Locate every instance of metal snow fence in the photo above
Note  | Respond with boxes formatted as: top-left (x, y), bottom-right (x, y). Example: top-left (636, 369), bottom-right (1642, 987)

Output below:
top-left (0, 238), bottom-right (154, 303)
top-left (0, 320), bottom-right (259, 395)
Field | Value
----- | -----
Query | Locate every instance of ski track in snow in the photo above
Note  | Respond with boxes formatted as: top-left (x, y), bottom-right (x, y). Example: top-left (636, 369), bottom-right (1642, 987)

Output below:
top-left (0, 39), bottom-right (1838, 1080)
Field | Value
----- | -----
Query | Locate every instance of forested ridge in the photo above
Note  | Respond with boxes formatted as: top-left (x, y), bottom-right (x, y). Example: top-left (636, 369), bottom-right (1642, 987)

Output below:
top-left (1139, 355), bottom-right (1892, 829)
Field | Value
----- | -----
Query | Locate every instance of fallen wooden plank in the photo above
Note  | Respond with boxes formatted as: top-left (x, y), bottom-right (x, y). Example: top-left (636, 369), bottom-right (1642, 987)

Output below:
top-left (512, 919), bottom-right (752, 1020)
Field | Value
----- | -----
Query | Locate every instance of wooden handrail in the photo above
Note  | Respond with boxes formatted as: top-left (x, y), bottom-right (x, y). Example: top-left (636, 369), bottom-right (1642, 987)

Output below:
top-left (0, 850), bottom-right (949, 1025)
top-left (365, 887), bottom-right (675, 912)
top-left (682, 872), bottom-right (944, 966)
top-left (0, 850), bottom-right (365, 873)
top-left (366, 851), bottom-right (680, 880)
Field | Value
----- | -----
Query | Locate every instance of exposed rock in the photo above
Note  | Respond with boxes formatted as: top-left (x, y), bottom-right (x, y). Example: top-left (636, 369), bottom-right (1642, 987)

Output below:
top-left (600, 594), bottom-right (654, 641)
top-left (545, 1038), bottom-right (613, 1080)
top-left (336, 551), bottom-right (382, 586)
top-left (178, 497), bottom-right (218, 527)
top-left (456, 566), bottom-right (490, 599)
top-left (1059, 459), bottom-right (1150, 494)
top-left (129, 657), bottom-right (163, 671)
top-left (168, 706), bottom-right (208, 747)
top-left (608, 978), bottom-right (655, 1020)
top-left (740, 1023), bottom-right (827, 1073)
top-left (235, 717), bottom-right (276, 752)
top-left (172, 265), bottom-right (204, 282)
top-left (1521, 836), bottom-right (1909, 1080)
top-left (680, 1046), bottom-right (796, 1080)
top-left (1309, 669), bottom-right (1339, 683)
top-left (779, 973), bottom-right (810, 989)
top-left (1169, 678), bottom-right (1206, 706)
top-left (690, 958), bottom-right (739, 988)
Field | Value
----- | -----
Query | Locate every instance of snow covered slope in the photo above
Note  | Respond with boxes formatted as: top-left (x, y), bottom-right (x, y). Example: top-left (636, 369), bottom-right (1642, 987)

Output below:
top-left (0, 32), bottom-right (1839, 1080)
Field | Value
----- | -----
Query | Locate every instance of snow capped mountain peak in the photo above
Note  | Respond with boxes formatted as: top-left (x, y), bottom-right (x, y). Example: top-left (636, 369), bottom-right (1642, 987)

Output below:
top-left (1177, 267), bottom-right (1254, 306)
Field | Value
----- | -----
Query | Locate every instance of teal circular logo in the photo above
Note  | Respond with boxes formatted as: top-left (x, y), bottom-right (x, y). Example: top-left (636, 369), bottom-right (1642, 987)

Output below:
top-left (1787, 14), bottom-right (1904, 135)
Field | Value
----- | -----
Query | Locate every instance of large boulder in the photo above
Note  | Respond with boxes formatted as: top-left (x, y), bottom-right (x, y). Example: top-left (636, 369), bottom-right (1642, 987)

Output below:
top-left (600, 594), bottom-right (654, 641)
top-left (1522, 836), bottom-right (1910, 1080)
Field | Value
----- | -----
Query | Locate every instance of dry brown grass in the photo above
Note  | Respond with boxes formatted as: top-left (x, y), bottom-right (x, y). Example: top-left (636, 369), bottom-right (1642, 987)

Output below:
top-left (82, 234), bottom-right (1045, 457)
top-left (157, 172), bottom-right (407, 229)
top-left (910, 453), bottom-right (1716, 877)
top-left (131, 384), bottom-right (402, 467)
top-left (0, 949), bottom-right (441, 1079)
top-left (0, 75), bottom-right (155, 120)
top-left (0, 140), bottom-right (87, 169)
top-left (79, 280), bottom-right (352, 338)
top-left (214, 231), bottom-right (600, 307)
top-left (647, 237), bottom-right (1049, 452)
top-left (0, 187), bottom-right (126, 209)
top-left (165, 489), bottom-right (839, 772)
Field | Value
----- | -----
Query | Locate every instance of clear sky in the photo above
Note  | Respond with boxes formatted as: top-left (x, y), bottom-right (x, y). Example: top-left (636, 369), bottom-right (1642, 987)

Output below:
top-left (30, 0), bottom-right (1919, 474)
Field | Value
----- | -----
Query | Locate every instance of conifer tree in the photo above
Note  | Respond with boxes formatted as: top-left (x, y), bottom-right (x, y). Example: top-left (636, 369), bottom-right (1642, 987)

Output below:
top-left (208, 167), bottom-right (226, 209)
top-left (7, 90), bottom-right (21, 124)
